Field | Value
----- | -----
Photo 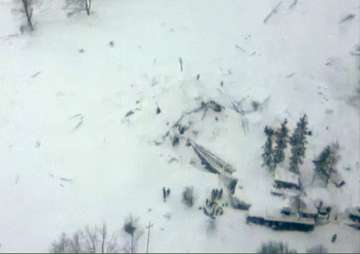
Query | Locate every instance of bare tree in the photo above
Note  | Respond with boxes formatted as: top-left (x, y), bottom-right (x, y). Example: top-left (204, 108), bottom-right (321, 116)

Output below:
top-left (50, 223), bottom-right (121, 253)
top-left (257, 241), bottom-right (297, 254)
top-left (64, 0), bottom-right (92, 17)
top-left (145, 222), bottom-right (153, 254)
top-left (123, 216), bottom-right (143, 253)
top-left (12, 0), bottom-right (39, 32)
top-left (85, 0), bottom-right (91, 15)
top-left (21, 0), bottom-right (33, 30)
top-left (306, 245), bottom-right (328, 254)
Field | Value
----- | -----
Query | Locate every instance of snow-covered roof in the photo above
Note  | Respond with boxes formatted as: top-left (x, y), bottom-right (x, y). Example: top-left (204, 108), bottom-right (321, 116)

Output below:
top-left (330, 171), bottom-right (345, 186)
top-left (233, 186), bottom-right (250, 202)
top-left (266, 214), bottom-right (315, 226)
top-left (306, 187), bottom-right (333, 206)
top-left (271, 186), bottom-right (301, 197)
top-left (249, 207), bottom-right (315, 226)
top-left (274, 167), bottom-right (300, 186)
top-left (287, 196), bottom-right (318, 215)
top-left (189, 139), bottom-right (236, 175)
top-left (248, 198), bottom-right (286, 217)
top-left (349, 207), bottom-right (360, 217)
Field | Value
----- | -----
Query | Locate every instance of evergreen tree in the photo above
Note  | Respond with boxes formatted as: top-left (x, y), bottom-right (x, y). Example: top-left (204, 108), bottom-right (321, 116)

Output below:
top-left (273, 119), bottom-right (289, 166)
top-left (289, 114), bottom-right (309, 174)
top-left (313, 143), bottom-right (339, 186)
top-left (262, 126), bottom-right (276, 172)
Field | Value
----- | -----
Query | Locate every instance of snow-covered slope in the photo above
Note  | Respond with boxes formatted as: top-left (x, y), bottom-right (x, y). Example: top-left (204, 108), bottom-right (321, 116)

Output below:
top-left (0, 0), bottom-right (359, 252)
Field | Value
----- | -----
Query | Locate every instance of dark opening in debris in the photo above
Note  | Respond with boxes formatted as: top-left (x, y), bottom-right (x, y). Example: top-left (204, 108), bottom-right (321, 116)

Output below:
top-left (156, 107), bottom-right (161, 114)
top-left (125, 110), bottom-right (135, 118)
top-left (172, 135), bottom-right (180, 146)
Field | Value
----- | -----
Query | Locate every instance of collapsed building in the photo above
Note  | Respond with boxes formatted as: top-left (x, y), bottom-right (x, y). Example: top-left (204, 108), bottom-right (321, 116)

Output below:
top-left (282, 196), bottom-right (318, 219)
top-left (189, 139), bottom-right (238, 194)
top-left (313, 199), bottom-right (332, 225)
top-left (230, 186), bottom-right (252, 211)
top-left (271, 167), bottom-right (302, 197)
top-left (246, 196), bottom-right (318, 232)
top-left (247, 208), bottom-right (315, 232)
top-left (163, 98), bottom-right (350, 232)
top-left (329, 171), bottom-right (346, 188)
top-left (188, 137), bottom-right (254, 212)
top-left (189, 139), bottom-right (236, 176)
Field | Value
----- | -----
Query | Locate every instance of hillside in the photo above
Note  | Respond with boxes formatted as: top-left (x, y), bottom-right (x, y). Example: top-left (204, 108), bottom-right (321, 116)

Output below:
top-left (0, 0), bottom-right (359, 252)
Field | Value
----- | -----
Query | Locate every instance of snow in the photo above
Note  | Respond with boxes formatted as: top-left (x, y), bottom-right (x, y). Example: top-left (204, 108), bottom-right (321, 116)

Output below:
top-left (0, 0), bottom-right (360, 252)
top-left (274, 167), bottom-right (300, 187)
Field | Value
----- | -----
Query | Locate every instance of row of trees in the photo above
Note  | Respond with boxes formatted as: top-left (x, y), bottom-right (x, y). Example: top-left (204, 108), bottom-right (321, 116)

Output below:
top-left (262, 114), bottom-right (339, 187)
top-left (13, 0), bottom-right (92, 32)
top-left (51, 185), bottom-right (203, 254)
top-left (51, 230), bottom-right (330, 253)
top-left (262, 115), bottom-right (309, 174)
top-left (50, 217), bottom-right (147, 253)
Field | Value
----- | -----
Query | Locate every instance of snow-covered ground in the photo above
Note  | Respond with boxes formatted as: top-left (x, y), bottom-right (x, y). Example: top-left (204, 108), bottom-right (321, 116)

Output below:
top-left (0, 0), bottom-right (359, 252)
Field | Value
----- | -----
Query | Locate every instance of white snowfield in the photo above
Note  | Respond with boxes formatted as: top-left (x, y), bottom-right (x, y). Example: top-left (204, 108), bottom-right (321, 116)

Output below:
top-left (0, 0), bottom-right (359, 252)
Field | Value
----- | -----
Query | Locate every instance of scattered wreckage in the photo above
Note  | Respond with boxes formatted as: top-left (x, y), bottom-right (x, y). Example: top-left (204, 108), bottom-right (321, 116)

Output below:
top-left (189, 139), bottom-right (251, 211)
top-left (155, 100), bottom-right (225, 147)
top-left (160, 97), bottom-right (352, 232)
top-left (188, 139), bottom-right (236, 176)
top-left (158, 98), bottom-right (252, 213)
top-left (345, 206), bottom-right (360, 230)
top-left (230, 185), bottom-right (252, 210)
top-left (328, 170), bottom-right (346, 188)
